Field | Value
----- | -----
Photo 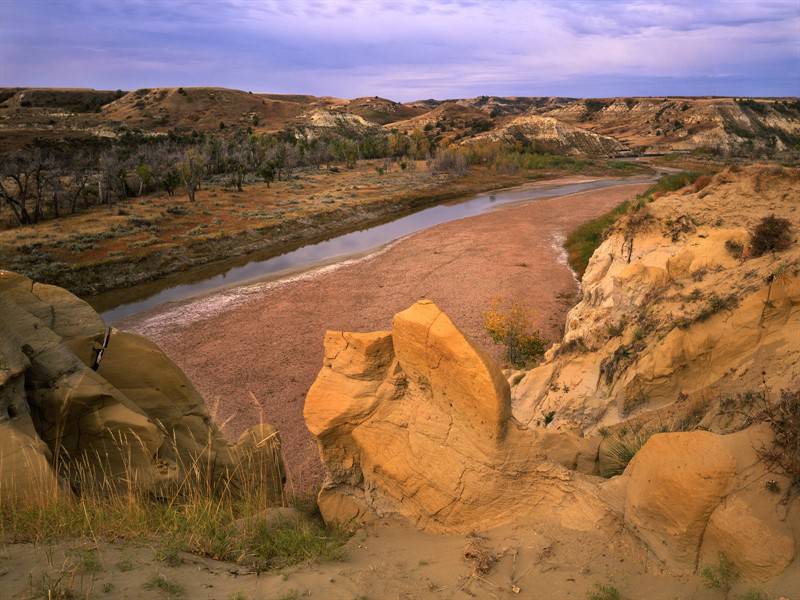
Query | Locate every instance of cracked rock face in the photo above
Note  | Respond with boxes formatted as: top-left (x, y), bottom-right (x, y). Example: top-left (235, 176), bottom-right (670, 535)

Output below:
top-left (304, 299), bottom-right (615, 534)
top-left (0, 270), bottom-right (284, 504)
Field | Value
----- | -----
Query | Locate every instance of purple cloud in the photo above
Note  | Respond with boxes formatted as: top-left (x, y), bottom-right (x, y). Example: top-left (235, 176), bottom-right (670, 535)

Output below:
top-left (1, 0), bottom-right (797, 99)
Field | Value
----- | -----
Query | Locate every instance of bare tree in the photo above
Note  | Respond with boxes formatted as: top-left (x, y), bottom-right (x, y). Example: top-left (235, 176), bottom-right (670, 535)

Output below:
top-left (178, 147), bottom-right (208, 202)
top-left (0, 153), bottom-right (34, 225)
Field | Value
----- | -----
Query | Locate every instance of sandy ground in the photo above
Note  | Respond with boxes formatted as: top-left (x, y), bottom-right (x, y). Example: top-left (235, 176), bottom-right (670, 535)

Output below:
top-left (119, 179), bottom-right (650, 491)
top-left (6, 513), bottom-right (796, 600)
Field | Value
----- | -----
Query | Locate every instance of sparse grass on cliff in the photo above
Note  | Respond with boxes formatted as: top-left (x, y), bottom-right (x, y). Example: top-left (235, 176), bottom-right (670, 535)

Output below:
top-left (757, 388), bottom-right (800, 489)
top-left (564, 171), bottom-right (707, 276)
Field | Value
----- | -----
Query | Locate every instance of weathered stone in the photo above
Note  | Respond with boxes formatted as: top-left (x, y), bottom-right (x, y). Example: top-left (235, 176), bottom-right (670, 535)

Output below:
top-left (0, 270), bottom-right (284, 504)
top-left (624, 431), bottom-right (737, 569)
top-left (305, 300), bottom-right (617, 534)
top-left (701, 493), bottom-right (795, 581)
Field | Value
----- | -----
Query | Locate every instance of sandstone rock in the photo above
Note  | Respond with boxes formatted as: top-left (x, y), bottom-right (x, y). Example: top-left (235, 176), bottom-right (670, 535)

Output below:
top-left (0, 418), bottom-right (60, 505)
top-left (305, 299), bottom-right (617, 533)
top-left (623, 431), bottom-right (737, 569)
top-left (700, 493), bottom-right (795, 581)
top-left (0, 270), bottom-right (284, 504)
top-left (513, 166), bottom-right (800, 431)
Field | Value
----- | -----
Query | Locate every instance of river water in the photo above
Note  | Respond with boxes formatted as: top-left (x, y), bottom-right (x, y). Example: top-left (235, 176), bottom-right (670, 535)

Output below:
top-left (97, 176), bottom-right (650, 323)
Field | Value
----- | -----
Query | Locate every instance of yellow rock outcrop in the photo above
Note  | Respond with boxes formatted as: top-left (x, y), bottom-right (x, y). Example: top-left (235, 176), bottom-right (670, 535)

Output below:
top-left (513, 165), bottom-right (800, 432)
top-left (305, 300), bottom-right (614, 533)
top-left (0, 270), bottom-right (284, 505)
top-left (305, 167), bottom-right (799, 582)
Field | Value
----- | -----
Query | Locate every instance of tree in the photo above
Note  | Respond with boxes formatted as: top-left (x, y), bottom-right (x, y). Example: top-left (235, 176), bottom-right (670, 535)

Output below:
top-left (178, 148), bottom-right (207, 202)
top-left (0, 153), bottom-right (34, 225)
top-left (223, 133), bottom-right (256, 192)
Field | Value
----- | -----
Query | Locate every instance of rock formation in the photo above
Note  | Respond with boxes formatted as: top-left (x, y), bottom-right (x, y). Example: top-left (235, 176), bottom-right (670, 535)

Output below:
top-left (0, 270), bottom-right (284, 505)
top-left (304, 300), bottom-right (612, 534)
top-left (305, 166), bottom-right (799, 583)
top-left (467, 114), bottom-right (627, 156)
top-left (514, 165), bottom-right (800, 434)
top-left (306, 299), bottom-right (798, 582)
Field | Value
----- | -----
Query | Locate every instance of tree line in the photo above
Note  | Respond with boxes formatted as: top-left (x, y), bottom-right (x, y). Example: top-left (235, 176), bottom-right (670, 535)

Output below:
top-left (0, 126), bottom-right (436, 226)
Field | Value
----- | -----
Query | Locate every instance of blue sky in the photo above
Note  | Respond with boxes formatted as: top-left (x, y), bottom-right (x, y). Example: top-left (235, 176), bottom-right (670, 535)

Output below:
top-left (1, 0), bottom-right (798, 100)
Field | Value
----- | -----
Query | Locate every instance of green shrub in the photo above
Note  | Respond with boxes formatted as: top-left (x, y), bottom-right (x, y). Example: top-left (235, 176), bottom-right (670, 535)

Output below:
top-left (701, 553), bottom-right (739, 592)
top-left (564, 200), bottom-right (630, 276)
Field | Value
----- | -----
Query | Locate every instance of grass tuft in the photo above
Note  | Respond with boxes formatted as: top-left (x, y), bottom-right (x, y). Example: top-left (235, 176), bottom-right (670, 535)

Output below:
top-left (1, 433), bottom-right (349, 574)
top-left (588, 583), bottom-right (623, 600)
top-left (701, 552), bottom-right (739, 592)
top-left (144, 573), bottom-right (185, 597)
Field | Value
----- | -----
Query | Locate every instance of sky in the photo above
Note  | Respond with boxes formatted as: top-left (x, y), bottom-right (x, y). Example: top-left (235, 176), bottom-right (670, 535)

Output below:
top-left (1, 0), bottom-right (799, 100)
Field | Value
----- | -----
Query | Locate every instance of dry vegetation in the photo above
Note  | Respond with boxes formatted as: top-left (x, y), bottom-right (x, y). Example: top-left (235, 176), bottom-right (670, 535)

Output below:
top-left (0, 434), bottom-right (349, 581)
top-left (484, 298), bottom-right (549, 368)
top-left (0, 146), bottom-right (649, 297)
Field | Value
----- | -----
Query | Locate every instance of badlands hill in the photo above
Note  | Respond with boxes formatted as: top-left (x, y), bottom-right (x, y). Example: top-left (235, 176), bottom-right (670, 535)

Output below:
top-left (1, 86), bottom-right (798, 156)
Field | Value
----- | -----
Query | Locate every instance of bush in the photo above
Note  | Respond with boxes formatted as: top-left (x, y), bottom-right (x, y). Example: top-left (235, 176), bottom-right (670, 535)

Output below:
top-left (701, 553), bottom-right (739, 592)
top-left (757, 388), bottom-right (800, 489)
top-left (750, 214), bottom-right (793, 256)
top-left (484, 299), bottom-right (548, 368)
top-left (725, 239), bottom-right (744, 258)
top-left (430, 147), bottom-right (468, 175)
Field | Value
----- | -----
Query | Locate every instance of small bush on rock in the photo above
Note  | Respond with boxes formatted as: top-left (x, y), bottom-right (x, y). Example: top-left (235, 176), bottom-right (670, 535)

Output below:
top-left (750, 214), bottom-right (793, 256)
top-left (725, 239), bottom-right (744, 258)
top-left (484, 299), bottom-right (548, 368)
top-left (701, 552), bottom-right (739, 593)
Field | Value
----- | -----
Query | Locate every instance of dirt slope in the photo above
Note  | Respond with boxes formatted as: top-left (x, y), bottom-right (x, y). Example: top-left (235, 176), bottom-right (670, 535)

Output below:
top-left (101, 86), bottom-right (312, 132)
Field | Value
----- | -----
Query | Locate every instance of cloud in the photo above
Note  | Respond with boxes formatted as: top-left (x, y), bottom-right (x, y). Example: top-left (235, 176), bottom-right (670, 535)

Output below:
top-left (1, 0), bottom-right (798, 99)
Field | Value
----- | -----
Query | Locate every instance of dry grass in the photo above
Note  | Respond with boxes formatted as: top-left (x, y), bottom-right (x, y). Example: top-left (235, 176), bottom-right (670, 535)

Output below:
top-left (0, 431), bottom-right (348, 573)
top-left (756, 388), bottom-right (800, 489)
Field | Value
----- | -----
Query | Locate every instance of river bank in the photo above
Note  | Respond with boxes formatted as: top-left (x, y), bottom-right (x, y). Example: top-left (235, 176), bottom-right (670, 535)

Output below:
top-left (0, 158), bottom-right (648, 300)
top-left (119, 179), bottom-right (652, 490)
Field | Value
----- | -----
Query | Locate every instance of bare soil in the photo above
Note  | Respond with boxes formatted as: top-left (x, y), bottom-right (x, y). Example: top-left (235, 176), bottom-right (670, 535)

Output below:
top-left (120, 180), bottom-right (651, 491)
